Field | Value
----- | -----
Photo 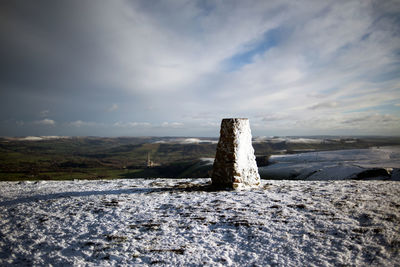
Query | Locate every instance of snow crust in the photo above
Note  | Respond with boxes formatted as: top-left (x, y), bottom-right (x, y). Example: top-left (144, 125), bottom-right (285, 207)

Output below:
top-left (260, 146), bottom-right (400, 180)
top-left (1, 179), bottom-right (399, 266)
top-left (232, 119), bottom-right (260, 188)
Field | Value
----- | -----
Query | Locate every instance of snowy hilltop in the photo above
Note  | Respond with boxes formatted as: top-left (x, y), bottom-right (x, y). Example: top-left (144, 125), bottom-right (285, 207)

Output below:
top-left (1, 179), bottom-right (399, 266)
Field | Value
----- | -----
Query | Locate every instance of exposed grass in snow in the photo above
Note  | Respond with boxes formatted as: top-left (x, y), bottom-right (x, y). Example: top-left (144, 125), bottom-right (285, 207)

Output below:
top-left (0, 179), bottom-right (399, 266)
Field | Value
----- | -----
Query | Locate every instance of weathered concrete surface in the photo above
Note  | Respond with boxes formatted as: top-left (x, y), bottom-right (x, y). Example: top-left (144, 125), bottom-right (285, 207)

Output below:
top-left (211, 118), bottom-right (260, 189)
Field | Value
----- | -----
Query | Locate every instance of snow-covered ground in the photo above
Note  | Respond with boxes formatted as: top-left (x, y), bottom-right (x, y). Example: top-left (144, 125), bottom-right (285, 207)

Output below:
top-left (1, 179), bottom-right (399, 266)
top-left (259, 146), bottom-right (400, 180)
top-left (153, 138), bottom-right (218, 144)
top-left (2, 136), bottom-right (71, 141)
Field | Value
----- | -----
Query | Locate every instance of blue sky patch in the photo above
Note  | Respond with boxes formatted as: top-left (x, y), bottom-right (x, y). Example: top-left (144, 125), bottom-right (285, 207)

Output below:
top-left (223, 27), bottom-right (285, 71)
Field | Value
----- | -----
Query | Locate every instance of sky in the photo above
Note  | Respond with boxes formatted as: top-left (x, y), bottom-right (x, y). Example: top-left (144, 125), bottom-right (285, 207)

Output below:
top-left (0, 0), bottom-right (400, 137)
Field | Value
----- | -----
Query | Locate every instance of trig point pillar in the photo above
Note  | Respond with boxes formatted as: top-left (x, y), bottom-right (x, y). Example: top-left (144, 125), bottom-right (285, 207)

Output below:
top-left (211, 118), bottom-right (260, 189)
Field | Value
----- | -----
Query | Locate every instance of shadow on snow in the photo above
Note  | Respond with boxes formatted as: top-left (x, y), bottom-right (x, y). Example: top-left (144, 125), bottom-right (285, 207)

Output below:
top-left (0, 181), bottom-right (237, 207)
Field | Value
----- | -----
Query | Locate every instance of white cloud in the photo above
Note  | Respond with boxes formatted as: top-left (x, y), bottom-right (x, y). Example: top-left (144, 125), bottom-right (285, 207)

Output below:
top-left (34, 118), bottom-right (55, 126)
top-left (259, 114), bottom-right (290, 122)
top-left (161, 122), bottom-right (184, 128)
top-left (88, 1), bottom-right (308, 94)
top-left (190, 1), bottom-right (400, 135)
top-left (200, 121), bottom-right (220, 127)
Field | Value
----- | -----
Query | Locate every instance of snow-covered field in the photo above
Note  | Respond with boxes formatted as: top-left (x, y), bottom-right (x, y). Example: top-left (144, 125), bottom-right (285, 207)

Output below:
top-left (1, 179), bottom-right (399, 266)
top-left (259, 146), bottom-right (400, 180)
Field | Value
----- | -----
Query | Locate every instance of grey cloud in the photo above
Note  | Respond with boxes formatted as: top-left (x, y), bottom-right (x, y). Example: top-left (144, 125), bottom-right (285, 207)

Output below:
top-left (113, 122), bottom-right (151, 128)
top-left (40, 110), bottom-right (50, 117)
top-left (68, 120), bottom-right (102, 128)
top-left (107, 104), bottom-right (119, 112)
top-left (342, 114), bottom-right (400, 125)
top-left (33, 118), bottom-right (55, 126)
top-left (0, 1), bottom-right (105, 93)
top-left (259, 114), bottom-right (290, 121)
top-left (309, 102), bottom-right (338, 110)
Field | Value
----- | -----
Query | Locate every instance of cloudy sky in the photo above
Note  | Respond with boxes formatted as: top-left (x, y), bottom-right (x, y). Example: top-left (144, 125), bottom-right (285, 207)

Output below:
top-left (1, 0), bottom-right (399, 137)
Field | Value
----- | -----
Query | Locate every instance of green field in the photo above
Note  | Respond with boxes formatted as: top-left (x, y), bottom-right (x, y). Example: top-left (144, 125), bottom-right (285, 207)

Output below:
top-left (0, 137), bottom-right (217, 181)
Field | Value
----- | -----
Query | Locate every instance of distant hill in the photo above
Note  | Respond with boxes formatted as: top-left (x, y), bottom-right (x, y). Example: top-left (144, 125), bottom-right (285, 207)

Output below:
top-left (1, 136), bottom-right (400, 180)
